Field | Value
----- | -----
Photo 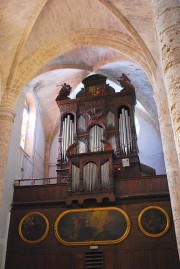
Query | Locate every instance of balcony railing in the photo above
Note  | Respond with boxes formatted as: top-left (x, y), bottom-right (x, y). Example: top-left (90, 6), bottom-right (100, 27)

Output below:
top-left (12, 175), bottom-right (169, 205)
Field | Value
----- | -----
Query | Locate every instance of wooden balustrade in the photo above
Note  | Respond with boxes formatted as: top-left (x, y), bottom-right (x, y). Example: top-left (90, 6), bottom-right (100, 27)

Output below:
top-left (12, 175), bottom-right (169, 205)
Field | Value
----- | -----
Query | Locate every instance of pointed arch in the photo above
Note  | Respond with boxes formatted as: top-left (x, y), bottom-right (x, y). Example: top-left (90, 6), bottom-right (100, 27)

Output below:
top-left (11, 29), bottom-right (156, 96)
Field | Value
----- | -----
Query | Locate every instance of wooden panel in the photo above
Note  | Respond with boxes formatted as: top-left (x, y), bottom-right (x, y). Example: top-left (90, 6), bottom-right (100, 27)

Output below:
top-left (13, 184), bottom-right (67, 204)
top-left (133, 249), bottom-right (157, 269)
top-left (156, 248), bottom-right (180, 269)
top-left (5, 255), bottom-right (35, 269)
top-left (73, 252), bottom-right (84, 269)
top-left (129, 178), bottom-right (146, 194)
top-left (115, 176), bottom-right (168, 198)
top-left (5, 200), bottom-right (179, 269)
top-left (117, 250), bottom-right (132, 269)
top-left (104, 250), bottom-right (115, 269)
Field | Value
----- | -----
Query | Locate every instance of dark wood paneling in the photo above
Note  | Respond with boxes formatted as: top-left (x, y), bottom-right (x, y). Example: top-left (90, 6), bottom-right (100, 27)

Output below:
top-left (115, 176), bottom-right (168, 197)
top-left (13, 184), bottom-right (67, 204)
top-left (73, 252), bottom-right (84, 269)
top-left (13, 176), bottom-right (169, 205)
top-left (5, 199), bottom-right (180, 269)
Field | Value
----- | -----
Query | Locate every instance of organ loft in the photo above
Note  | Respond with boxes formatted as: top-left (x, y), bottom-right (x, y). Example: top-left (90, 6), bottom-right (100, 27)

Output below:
top-left (5, 74), bottom-right (180, 269)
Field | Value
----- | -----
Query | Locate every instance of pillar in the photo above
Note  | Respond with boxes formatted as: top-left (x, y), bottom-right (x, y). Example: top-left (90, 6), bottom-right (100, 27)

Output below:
top-left (152, 0), bottom-right (180, 164)
top-left (0, 102), bottom-right (16, 269)
top-left (154, 76), bottom-right (180, 257)
top-left (0, 106), bottom-right (16, 208)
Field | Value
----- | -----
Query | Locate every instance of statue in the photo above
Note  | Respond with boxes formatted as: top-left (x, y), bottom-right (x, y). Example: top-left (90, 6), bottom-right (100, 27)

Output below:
top-left (56, 83), bottom-right (72, 100)
top-left (119, 73), bottom-right (131, 83)
top-left (118, 73), bottom-right (135, 92)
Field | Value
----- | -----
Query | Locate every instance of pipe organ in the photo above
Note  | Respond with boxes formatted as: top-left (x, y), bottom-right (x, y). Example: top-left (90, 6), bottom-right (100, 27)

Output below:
top-left (56, 74), bottom-right (140, 202)
top-left (6, 74), bottom-right (180, 269)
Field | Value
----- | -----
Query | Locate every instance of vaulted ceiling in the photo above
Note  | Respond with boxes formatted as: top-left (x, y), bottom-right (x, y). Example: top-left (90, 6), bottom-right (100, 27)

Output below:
top-left (1, 0), bottom-right (161, 142)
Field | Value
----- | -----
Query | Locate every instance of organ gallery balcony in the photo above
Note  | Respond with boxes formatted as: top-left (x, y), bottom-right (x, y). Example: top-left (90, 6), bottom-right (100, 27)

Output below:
top-left (13, 175), bottom-right (169, 206)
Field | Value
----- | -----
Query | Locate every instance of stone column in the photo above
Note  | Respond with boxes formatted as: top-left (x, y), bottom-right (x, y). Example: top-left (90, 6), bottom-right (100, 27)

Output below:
top-left (0, 106), bottom-right (16, 209)
top-left (0, 103), bottom-right (16, 269)
top-left (152, 0), bottom-right (180, 164)
top-left (154, 77), bottom-right (180, 257)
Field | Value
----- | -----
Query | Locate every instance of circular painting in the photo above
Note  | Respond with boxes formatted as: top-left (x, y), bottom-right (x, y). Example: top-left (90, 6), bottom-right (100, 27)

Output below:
top-left (54, 207), bottom-right (131, 246)
top-left (18, 212), bottom-right (49, 244)
top-left (138, 206), bottom-right (170, 238)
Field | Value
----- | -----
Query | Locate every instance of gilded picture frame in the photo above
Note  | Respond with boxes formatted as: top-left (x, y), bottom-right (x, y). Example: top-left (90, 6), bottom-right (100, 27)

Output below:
top-left (18, 212), bottom-right (49, 244)
top-left (138, 206), bottom-right (170, 238)
top-left (54, 207), bottom-right (130, 246)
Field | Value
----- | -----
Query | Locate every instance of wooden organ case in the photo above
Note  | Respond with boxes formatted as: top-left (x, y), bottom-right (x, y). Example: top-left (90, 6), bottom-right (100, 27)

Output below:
top-left (56, 74), bottom-right (140, 204)
top-left (5, 75), bottom-right (180, 269)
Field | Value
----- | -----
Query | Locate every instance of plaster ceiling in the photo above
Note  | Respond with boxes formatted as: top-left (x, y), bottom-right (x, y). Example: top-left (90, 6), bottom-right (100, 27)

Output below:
top-left (1, 0), bottom-right (160, 141)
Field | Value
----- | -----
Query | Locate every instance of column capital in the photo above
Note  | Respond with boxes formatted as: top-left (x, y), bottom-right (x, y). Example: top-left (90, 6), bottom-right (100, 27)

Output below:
top-left (0, 106), bottom-right (16, 122)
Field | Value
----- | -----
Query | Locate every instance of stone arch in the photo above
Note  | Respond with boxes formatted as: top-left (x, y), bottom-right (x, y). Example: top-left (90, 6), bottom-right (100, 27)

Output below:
top-left (8, 29), bottom-right (158, 178)
top-left (98, 0), bottom-right (156, 71)
top-left (7, 0), bottom-right (48, 89)
top-left (10, 29), bottom-right (156, 97)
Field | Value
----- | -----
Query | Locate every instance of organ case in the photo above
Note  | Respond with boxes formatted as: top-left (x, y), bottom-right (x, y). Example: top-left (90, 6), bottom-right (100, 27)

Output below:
top-left (56, 74), bottom-right (141, 204)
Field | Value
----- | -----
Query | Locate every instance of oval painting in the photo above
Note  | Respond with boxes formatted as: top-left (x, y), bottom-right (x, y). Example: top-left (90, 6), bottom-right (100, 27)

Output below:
top-left (138, 206), bottom-right (170, 238)
top-left (54, 207), bottom-right (130, 245)
top-left (19, 212), bottom-right (49, 244)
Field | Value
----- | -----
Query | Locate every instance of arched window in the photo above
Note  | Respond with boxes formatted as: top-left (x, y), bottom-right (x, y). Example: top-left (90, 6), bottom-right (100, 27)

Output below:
top-left (20, 102), bottom-right (28, 150)
top-left (20, 93), bottom-right (36, 157)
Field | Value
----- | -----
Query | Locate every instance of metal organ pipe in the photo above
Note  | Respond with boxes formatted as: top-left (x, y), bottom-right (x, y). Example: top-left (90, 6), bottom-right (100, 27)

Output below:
top-left (119, 114), bottom-right (123, 153)
top-left (72, 164), bottom-right (80, 191)
top-left (61, 114), bottom-right (74, 161)
top-left (128, 115), bottom-right (132, 150)
top-left (101, 161), bottom-right (109, 189)
top-left (78, 140), bottom-right (86, 153)
top-left (62, 120), bottom-right (65, 160)
top-left (89, 125), bottom-right (104, 152)
top-left (66, 115), bottom-right (70, 151)
top-left (78, 115), bottom-right (85, 131)
top-left (94, 125), bottom-right (97, 151)
top-left (108, 136), bottom-right (116, 152)
top-left (107, 111), bottom-right (114, 127)
top-left (83, 162), bottom-right (97, 191)
top-left (119, 108), bottom-right (132, 155)
top-left (122, 108), bottom-right (128, 154)
top-left (125, 109), bottom-right (130, 153)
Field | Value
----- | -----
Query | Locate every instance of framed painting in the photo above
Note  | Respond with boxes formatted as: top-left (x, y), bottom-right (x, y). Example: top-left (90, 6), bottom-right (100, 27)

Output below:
top-left (138, 206), bottom-right (170, 238)
top-left (54, 207), bottom-right (130, 246)
top-left (18, 212), bottom-right (49, 244)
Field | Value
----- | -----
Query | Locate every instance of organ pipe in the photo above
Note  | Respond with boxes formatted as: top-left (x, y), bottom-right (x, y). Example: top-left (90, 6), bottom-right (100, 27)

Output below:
top-left (61, 120), bottom-right (65, 160)
top-left (78, 115), bottom-right (86, 131)
top-left (89, 125), bottom-right (104, 152)
top-left (108, 136), bottom-right (116, 152)
top-left (72, 164), bottom-right (80, 191)
top-left (78, 140), bottom-right (86, 153)
top-left (125, 109), bottom-right (131, 153)
top-left (83, 162), bottom-right (97, 191)
top-left (107, 111), bottom-right (114, 127)
top-left (119, 108), bottom-right (132, 155)
top-left (61, 114), bottom-right (74, 161)
top-left (128, 116), bottom-right (132, 150)
top-left (101, 161), bottom-right (109, 189)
